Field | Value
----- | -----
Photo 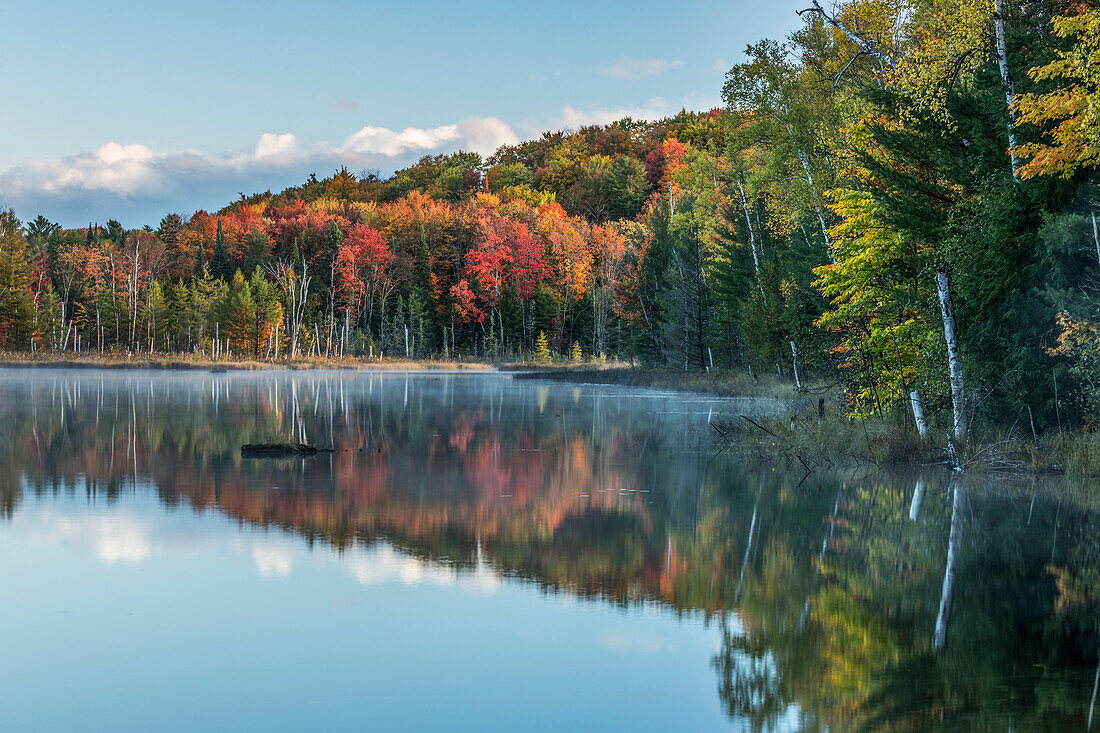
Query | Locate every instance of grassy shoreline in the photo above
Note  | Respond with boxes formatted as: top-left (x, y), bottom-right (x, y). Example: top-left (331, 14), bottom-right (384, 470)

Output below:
top-left (715, 402), bottom-right (1100, 478)
top-left (0, 351), bottom-right (494, 372)
top-left (501, 363), bottom-right (804, 399)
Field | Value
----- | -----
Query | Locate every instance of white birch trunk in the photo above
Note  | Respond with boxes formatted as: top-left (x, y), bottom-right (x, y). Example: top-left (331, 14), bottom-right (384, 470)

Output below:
top-left (909, 389), bottom-right (928, 438)
top-left (1089, 653), bottom-right (1100, 730)
top-left (736, 178), bottom-right (766, 303)
top-left (1092, 210), bottom-right (1100, 270)
top-left (994, 0), bottom-right (1021, 177)
top-left (909, 478), bottom-right (925, 521)
top-left (735, 501), bottom-right (758, 602)
top-left (935, 270), bottom-right (969, 448)
top-left (796, 147), bottom-right (831, 248)
top-left (934, 480), bottom-right (965, 653)
top-left (790, 340), bottom-right (801, 389)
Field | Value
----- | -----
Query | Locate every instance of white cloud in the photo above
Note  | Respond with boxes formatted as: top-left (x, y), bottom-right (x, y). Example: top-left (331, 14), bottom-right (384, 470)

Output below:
top-left (339, 117), bottom-right (516, 158)
top-left (24, 510), bottom-right (152, 564)
top-left (252, 133), bottom-right (300, 162)
top-left (252, 543), bottom-right (293, 578)
top-left (602, 58), bottom-right (683, 81)
top-left (0, 116), bottom-right (520, 227)
top-left (23, 143), bottom-right (161, 198)
top-left (94, 519), bottom-right (152, 563)
top-left (554, 97), bottom-right (674, 129)
top-left (9, 499), bottom-right (497, 593)
top-left (342, 541), bottom-right (501, 594)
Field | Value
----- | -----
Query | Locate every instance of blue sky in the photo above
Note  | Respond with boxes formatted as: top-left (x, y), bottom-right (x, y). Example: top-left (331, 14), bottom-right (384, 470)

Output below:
top-left (0, 0), bottom-right (806, 226)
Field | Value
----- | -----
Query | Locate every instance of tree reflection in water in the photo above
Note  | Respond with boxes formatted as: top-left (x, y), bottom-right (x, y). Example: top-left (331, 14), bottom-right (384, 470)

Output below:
top-left (1, 369), bottom-right (1099, 730)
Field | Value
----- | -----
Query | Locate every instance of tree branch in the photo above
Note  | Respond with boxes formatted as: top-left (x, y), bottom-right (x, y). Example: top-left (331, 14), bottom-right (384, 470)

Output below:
top-left (798, 1), bottom-right (897, 68)
top-left (833, 50), bottom-right (867, 90)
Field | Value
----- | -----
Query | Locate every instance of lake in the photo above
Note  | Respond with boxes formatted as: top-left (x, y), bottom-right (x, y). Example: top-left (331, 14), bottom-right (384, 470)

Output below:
top-left (0, 368), bottom-right (1097, 731)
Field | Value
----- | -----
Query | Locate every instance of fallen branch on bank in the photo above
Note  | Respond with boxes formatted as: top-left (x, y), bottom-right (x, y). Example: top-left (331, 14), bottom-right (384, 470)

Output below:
top-left (240, 442), bottom-right (338, 458)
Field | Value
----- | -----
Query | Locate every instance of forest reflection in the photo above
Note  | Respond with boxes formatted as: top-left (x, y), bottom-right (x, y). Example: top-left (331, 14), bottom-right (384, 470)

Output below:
top-left (1, 370), bottom-right (1099, 731)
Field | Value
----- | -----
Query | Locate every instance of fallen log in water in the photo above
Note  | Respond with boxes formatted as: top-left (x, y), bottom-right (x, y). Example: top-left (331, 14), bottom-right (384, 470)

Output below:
top-left (240, 442), bottom-right (330, 458)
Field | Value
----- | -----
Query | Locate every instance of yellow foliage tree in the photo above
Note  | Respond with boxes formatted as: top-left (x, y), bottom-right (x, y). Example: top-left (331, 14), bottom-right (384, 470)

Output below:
top-left (535, 331), bottom-right (551, 364)
top-left (1014, 5), bottom-right (1100, 178)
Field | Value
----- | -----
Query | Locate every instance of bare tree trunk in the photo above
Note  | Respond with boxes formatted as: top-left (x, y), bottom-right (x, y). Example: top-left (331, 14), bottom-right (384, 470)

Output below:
top-left (736, 178), bottom-right (766, 303)
top-left (1092, 210), bottom-right (1100, 269)
top-left (795, 147), bottom-right (831, 248)
top-left (328, 261), bottom-right (336, 357)
top-left (994, 0), bottom-right (1021, 177)
top-left (1089, 652), bottom-right (1100, 730)
top-left (735, 485), bottom-right (763, 603)
top-left (909, 478), bottom-right (925, 521)
top-left (131, 235), bottom-right (141, 348)
top-left (935, 270), bottom-right (969, 449)
top-left (790, 340), bottom-right (802, 389)
top-left (934, 480), bottom-right (965, 653)
top-left (909, 389), bottom-right (929, 438)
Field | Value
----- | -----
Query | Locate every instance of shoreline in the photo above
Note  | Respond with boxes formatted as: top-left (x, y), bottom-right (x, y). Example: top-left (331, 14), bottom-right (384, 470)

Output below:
top-left (501, 364), bottom-right (802, 399)
top-left (0, 352), bottom-right (495, 373)
top-left (6, 352), bottom-right (1096, 477)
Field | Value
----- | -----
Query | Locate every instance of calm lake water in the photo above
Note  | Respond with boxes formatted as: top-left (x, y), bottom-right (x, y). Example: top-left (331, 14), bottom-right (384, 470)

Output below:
top-left (1, 368), bottom-right (1098, 731)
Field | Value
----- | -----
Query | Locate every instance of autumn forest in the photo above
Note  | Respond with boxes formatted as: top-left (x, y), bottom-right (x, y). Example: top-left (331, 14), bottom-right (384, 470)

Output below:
top-left (2, 0), bottom-right (1100, 448)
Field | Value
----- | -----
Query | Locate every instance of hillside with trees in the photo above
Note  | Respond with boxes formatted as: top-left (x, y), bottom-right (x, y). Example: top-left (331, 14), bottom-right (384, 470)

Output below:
top-left (2, 0), bottom-right (1099, 447)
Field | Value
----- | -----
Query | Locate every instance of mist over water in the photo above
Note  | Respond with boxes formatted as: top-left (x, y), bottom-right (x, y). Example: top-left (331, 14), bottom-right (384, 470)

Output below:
top-left (1, 369), bottom-right (1097, 731)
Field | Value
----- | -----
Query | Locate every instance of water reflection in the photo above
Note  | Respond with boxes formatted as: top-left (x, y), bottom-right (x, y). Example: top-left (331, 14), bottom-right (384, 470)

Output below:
top-left (0, 369), bottom-right (1098, 731)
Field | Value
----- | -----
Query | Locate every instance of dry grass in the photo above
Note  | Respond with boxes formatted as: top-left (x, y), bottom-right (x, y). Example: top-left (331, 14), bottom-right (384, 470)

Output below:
top-left (1006, 430), bottom-right (1100, 477)
top-left (0, 350), bottom-right (493, 372)
top-left (502, 363), bottom-right (803, 399)
top-left (716, 407), bottom-right (1100, 476)
top-left (714, 409), bottom-right (942, 469)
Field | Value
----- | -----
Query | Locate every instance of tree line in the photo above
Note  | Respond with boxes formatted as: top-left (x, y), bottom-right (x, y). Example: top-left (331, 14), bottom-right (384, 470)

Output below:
top-left (1, 0), bottom-right (1099, 445)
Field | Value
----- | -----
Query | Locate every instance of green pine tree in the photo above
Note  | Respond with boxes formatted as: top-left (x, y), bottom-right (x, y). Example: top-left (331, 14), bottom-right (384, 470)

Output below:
top-left (0, 210), bottom-right (35, 349)
top-left (210, 219), bottom-right (231, 281)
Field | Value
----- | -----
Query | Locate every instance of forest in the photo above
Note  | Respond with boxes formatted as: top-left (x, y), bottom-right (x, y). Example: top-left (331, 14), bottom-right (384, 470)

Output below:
top-left (1, 0), bottom-right (1099, 448)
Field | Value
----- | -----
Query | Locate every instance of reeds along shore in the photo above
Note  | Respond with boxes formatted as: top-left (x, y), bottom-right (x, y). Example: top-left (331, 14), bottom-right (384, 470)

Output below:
top-left (716, 402), bottom-right (1100, 478)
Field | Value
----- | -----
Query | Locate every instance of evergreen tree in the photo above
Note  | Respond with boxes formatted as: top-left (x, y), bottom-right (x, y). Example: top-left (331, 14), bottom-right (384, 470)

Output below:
top-left (34, 284), bottom-right (62, 349)
top-left (0, 210), bottom-right (34, 349)
top-left (210, 219), bottom-right (231, 281)
top-left (250, 267), bottom-right (280, 359)
top-left (224, 270), bottom-right (255, 355)
top-left (535, 331), bottom-right (551, 363)
top-left (241, 229), bottom-right (270, 274)
top-left (140, 280), bottom-right (169, 350)
top-left (607, 156), bottom-right (650, 220)
top-left (193, 241), bottom-right (206, 281)
top-left (157, 213), bottom-right (182, 248)
top-left (169, 279), bottom-right (193, 350)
